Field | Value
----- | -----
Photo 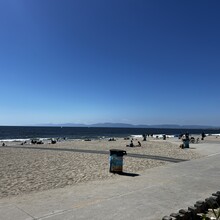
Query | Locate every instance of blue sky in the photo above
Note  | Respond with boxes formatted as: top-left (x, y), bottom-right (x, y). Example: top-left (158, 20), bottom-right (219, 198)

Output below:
top-left (0, 0), bottom-right (220, 126)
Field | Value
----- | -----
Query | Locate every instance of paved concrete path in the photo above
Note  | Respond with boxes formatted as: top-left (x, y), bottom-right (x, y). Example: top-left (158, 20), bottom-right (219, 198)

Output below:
top-left (1, 145), bottom-right (188, 163)
top-left (0, 141), bottom-right (219, 220)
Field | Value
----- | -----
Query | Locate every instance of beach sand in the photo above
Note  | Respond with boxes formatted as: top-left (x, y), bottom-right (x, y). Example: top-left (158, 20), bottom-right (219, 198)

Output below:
top-left (0, 136), bottom-right (210, 199)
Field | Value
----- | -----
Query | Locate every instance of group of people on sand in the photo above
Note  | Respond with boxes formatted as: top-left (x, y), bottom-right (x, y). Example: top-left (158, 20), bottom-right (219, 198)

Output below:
top-left (142, 133), bottom-right (154, 141)
top-left (179, 132), bottom-right (206, 149)
top-left (126, 139), bottom-right (142, 147)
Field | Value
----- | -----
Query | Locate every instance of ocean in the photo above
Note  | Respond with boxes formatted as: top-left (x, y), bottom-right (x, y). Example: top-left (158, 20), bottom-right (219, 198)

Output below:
top-left (0, 126), bottom-right (220, 141)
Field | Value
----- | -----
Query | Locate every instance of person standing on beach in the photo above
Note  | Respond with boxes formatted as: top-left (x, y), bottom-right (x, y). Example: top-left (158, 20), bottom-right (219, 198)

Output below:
top-left (201, 132), bottom-right (206, 140)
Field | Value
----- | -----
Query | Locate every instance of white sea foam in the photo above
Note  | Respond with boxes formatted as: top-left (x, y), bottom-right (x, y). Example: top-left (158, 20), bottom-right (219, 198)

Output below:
top-left (131, 135), bottom-right (143, 138)
top-left (152, 134), bottom-right (163, 138)
top-left (0, 138), bottom-right (30, 142)
top-left (0, 137), bottom-right (52, 142)
top-left (131, 134), bottom-right (175, 139)
top-left (152, 134), bottom-right (175, 138)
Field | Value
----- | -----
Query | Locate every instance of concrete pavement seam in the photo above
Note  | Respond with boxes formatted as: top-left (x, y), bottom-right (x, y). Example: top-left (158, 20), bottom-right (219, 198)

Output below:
top-left (36, 209), bottom-right (74, 220)
top-left (14, 204), bottom-right (37, 219)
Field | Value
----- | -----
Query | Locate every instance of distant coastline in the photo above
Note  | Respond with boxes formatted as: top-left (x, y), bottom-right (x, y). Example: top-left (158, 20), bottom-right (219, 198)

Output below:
top-left (31, 123), bottom-right (220, 129)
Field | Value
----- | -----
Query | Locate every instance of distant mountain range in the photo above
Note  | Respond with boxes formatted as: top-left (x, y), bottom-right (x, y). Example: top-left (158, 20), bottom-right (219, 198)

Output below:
top-left (35, 122), bottom-right (219, 129)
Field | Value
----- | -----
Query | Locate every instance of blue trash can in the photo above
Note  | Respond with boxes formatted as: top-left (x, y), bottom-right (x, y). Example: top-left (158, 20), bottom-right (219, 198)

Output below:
top-left (183, 139), bottom-right (189, 148)
top-left (109, 149), bottom-right (127, 173)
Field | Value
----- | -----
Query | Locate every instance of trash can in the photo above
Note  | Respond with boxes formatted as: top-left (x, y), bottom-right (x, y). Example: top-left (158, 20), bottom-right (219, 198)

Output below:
top-left (109, 149), bottom-right (127, 173)
top-left (183, 139), bottom-right (189, 148)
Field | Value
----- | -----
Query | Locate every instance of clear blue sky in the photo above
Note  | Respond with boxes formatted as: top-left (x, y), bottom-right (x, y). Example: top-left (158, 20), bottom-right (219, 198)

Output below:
top-left (0, 0), bottom-right (220, 126)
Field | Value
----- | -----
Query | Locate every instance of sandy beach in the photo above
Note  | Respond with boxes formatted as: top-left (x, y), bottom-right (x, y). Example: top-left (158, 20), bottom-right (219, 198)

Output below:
top-left (0, 136), bottom-right (215, 199)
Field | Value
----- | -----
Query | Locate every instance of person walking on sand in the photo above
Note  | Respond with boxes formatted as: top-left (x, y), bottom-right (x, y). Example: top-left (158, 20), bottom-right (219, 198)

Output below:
top-left (201, 132), bottom-right (206, 140)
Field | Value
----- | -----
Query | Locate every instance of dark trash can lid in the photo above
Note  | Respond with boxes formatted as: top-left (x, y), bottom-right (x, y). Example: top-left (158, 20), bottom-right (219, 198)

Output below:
top-left (110, 149), bottom-right (127, 156)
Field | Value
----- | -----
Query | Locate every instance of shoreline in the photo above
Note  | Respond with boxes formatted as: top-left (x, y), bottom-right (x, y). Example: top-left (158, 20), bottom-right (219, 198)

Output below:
top-left (0, 136), bottom-right (218, 199)
top-left (1, 132), bottom-right (219, 144)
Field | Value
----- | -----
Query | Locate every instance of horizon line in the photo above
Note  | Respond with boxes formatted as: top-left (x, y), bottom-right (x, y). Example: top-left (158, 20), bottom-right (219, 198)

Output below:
top-left (0, 123), bottom-right (219, 129)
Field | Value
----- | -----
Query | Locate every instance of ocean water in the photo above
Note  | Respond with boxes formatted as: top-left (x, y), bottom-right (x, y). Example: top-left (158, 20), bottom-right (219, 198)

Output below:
top-left (0, 126), bottom-right (220, 141)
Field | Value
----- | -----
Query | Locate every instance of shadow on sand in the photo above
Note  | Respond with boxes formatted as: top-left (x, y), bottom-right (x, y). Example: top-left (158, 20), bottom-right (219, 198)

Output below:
top-left (117, 172), bottom-right (140, 177)
top-left (111, 171), bottom-right (139, 177)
